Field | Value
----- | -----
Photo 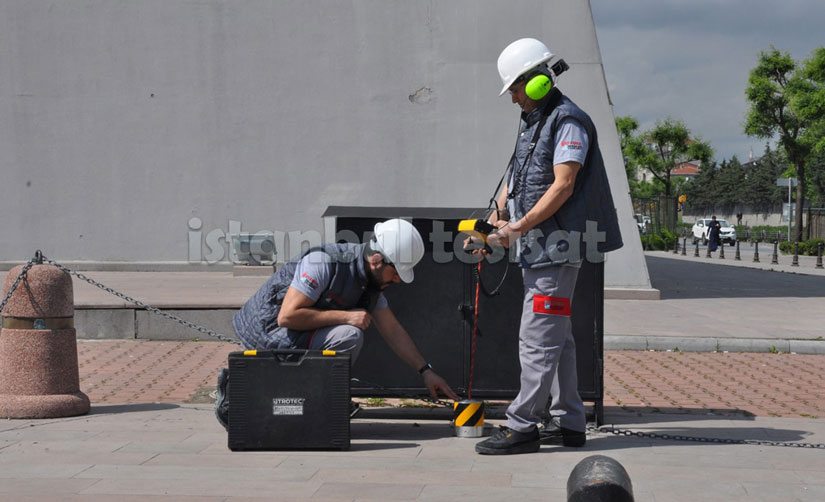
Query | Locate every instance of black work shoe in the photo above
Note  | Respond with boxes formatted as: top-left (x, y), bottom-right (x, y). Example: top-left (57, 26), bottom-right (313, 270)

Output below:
top-left (539, 416), bottom-right (586, 447)
top-left (350, 401), bottom-right (361, 419)
top-left (215, 368), bottom-right (229, 431)
top-left (475, 426), bottom-right (540, 455)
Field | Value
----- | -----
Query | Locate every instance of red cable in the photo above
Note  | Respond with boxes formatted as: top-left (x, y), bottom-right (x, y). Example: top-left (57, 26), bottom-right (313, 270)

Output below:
top-left (468, 261), bottom-right (481, 399)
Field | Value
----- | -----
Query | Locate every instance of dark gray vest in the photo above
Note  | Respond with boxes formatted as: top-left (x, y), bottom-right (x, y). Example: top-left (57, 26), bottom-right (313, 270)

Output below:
top-left (232, 243), bottom-right (378, 348)
top-left (509, 90), bottom-right (623, 268)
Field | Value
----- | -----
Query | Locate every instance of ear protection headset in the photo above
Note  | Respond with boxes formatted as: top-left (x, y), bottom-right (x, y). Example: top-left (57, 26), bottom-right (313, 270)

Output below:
top-left (520, 59), bottom-right (570, 101)
top-left (523, 70), bottom-right (553, 101)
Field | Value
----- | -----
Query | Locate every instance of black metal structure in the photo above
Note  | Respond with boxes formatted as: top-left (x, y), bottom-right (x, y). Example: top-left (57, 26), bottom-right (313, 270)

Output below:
top-left (323, 206), bottom-right (605, 423)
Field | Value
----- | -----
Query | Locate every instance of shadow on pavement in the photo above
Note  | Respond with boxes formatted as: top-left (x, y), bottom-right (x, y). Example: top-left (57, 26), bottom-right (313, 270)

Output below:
top-left (351, 420), bottom-right (453, 441)
top-left (584, 426), bottom-right (816, 451)
top-left (585, 407), bottom-right (819, 449)
top-left (89, 403), bottom-right (180, 414)
top-left (604, 406), bottom-right (755, 423)
top-left (647, 256), bottom-right (825, 299)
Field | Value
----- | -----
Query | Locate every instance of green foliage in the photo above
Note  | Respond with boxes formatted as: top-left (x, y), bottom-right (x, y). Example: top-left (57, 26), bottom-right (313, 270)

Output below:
top-left (793, 47), bottom-right (825, 155)
top-left (630, 179), bottom-right (665, 199)
top-left (683, 160), bottom-right (718, 211)
top-left (617, 116), bottom-right (713, 198)
top-left (744, 46), bottom-right (825, 241)
top-left (737, 225), bottom-right (788, 242)
top-left (807, 148), bottom-right (825, 207)
top-left (715, 157), bottom-right (747, 208)
top-left (778, 238), bottom-right (825, 255)
top-left (616, 115), bottom-right (641, 181)
top-left (685, 145), bottom-right (788, 215)
top-left (743, 145), bottom-right (786, 210)
top-left (640, 228), bottom-right (678, 250)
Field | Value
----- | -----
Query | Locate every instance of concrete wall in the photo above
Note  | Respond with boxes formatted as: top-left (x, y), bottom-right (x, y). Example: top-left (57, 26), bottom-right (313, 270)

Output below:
top-left (684, 205), bottom-right (806, 229)
top-left (0, 0), bottom-right (650, 288)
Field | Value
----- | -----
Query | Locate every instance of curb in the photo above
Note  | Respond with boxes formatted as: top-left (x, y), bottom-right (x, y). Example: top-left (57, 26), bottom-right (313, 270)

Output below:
top-left (605, 335), bottom-right (825, 354)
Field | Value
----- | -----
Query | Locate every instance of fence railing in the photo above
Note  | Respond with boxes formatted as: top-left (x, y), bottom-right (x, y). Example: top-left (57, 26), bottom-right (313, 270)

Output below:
top-left (633, 196), bottom-right (678, 234)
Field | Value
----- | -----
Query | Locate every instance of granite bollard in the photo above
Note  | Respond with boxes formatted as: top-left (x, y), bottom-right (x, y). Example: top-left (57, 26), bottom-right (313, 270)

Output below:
top-left (0, 264), bottom-right (90, 418)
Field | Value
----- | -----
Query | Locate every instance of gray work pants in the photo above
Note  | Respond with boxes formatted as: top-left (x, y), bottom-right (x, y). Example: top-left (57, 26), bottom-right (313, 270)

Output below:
top-left (505, 263), bottom-right (585, 433)
top-left (247, 324), bottom-right (365, 364)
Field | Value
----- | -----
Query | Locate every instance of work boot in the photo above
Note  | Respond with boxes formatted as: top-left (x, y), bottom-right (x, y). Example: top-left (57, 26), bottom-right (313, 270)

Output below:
top-left (539, 416), bottom-right (586, 447)
top-left (474, 425), bottom-right (540, 455)
top-left (215, 368), bottom-right (229, 430)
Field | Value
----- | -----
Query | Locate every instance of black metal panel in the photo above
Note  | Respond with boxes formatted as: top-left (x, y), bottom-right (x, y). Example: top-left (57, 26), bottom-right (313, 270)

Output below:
top-left (326, 206), bottom-right (603, 410)
top-left (465, 257), bottom-right (523, 397)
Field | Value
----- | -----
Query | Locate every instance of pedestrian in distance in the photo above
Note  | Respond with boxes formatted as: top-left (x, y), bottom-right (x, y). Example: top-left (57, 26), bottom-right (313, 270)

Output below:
top-left (707, 215), bottom-right (722, 253)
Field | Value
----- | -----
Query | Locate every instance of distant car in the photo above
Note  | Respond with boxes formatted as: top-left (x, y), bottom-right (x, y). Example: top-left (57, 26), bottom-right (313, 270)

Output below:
top-left (634, 214), bottom-right (651, 234)
top-left (692, 218), bottom-right (736, 246)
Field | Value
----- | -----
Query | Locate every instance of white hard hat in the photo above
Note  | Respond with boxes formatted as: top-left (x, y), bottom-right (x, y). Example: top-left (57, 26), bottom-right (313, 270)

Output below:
top-left (497, 38), bottom-right (554, 96)
top-left (372, 219), bottom-right (425, 283)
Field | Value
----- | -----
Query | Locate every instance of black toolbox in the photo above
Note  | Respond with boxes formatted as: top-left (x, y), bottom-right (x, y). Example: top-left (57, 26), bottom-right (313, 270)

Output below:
top-left (227, 349), bottom-right (350, 451)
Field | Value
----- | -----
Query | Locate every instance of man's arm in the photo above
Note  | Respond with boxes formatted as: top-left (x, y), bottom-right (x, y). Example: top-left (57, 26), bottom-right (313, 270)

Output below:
top-left (277, 286), bottom-right (371, 331)
top-left (488, 161), bottom-right (581, 247)
top-left (487, 184), bottom-right (510, 225)
top-left (372, 307), bottom-right (459, 400)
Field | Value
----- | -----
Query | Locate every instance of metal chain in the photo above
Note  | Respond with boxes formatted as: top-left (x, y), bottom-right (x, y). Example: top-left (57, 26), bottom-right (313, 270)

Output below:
top-left (40, 255), bottom-right (240, 345)
top-left (588, 424), bottom-right (825, 449)
top-left (0, 255), bottom-right (39, 314)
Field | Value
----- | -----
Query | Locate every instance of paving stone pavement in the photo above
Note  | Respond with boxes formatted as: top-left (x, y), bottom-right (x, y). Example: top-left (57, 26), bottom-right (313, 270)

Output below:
top-left (1, 402), bottom-right (824, 501)
top-left (75, 340), bottom-right (825, 420)
top-left (0, 340), bottom-right (822, 500)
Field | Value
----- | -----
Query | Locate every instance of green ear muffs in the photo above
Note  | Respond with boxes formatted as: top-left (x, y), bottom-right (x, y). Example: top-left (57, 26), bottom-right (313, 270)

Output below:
top-left (525, 74), bottom-right (552, 100)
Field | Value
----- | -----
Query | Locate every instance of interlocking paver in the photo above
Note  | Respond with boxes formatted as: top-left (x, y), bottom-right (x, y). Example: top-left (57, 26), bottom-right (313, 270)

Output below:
top-left (74, 340), bottom-right (825, 419)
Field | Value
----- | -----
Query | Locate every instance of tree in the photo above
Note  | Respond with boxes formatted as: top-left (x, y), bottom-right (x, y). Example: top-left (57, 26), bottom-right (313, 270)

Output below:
top-left (744, 46), bottom-right (825, 241)
top-left (683, 160), bottom-right (718, 213)
top-left (715, 156), bottom-right (747, 210)
top-left (615, 115), bottom-right (640, 181)
top-left (743, 145), bottom-right (784, 211)
top-left (621, 118), bottom-right (714, 198)
top-left (807, 148), bottom-right (825, 207)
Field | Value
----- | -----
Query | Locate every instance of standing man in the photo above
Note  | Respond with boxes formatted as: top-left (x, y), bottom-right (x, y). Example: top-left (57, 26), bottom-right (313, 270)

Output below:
top-left (474, 38), bottom-right (623, 455)
top-left (217, 219), bottom-right (458, 428)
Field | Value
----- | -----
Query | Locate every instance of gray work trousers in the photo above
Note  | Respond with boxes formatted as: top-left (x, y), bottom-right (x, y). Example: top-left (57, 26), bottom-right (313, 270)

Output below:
top-left (505, 263), bottom-right (585, 433)
top-left (247, 324), bottom-right (365, 364)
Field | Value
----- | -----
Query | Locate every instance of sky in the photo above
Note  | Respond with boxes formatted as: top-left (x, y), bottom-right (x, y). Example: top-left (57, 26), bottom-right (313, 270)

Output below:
top-left (590, 0), bottom-right (825, 162)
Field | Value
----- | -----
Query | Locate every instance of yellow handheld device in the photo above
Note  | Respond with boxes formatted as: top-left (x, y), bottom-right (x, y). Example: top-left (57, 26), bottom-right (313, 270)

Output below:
top-left (458, 219), bottom-right (497, 242)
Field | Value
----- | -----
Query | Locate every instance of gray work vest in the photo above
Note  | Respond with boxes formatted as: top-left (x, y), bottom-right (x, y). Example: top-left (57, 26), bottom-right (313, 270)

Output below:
top-left (232, 242), bottom-right (379, 348)
top-left (509, 89), bottom-right (623, 268)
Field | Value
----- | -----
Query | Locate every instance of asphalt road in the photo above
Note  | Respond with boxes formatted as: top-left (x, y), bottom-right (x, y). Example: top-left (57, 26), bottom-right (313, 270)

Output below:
top-left (646, 255), bottom-right (825, 299)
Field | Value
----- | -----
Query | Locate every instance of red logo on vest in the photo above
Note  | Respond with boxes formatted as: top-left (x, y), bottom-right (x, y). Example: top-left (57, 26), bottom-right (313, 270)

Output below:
top-left (532, 294), bottom-right (571, 316)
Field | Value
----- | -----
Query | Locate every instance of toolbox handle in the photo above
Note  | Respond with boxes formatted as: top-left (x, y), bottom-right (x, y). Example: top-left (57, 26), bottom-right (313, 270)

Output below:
top-left (272, 349), bottom-right (308, 365)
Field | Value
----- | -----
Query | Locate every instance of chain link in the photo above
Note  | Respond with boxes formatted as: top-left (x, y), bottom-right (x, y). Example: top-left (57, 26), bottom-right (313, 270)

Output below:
top-left (588, 424), bottom-right (825, 449)
top-left (0, 258), bottom-right (38, 314)
top-left (39, 255), bottom-right (240, 345)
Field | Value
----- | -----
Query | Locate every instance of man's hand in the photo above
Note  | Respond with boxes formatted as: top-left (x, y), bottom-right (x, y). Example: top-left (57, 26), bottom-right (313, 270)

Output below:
top-left (486, 221), bottom-right (521, 250)
top-left (422, 370), bottom-right (460, 401)
top-left (344, 309), bottom-right (372, 330)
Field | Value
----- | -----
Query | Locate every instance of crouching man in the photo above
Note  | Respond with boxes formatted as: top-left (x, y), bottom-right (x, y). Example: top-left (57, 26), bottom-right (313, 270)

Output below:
top-left (216, 219), bottom-right (458, 428)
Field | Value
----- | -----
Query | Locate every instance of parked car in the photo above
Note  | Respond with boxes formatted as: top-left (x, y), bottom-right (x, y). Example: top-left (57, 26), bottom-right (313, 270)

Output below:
top-left (634, 214), bottom-right (651, 234)
top-left (692, 218), bottom-right (736, 246)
